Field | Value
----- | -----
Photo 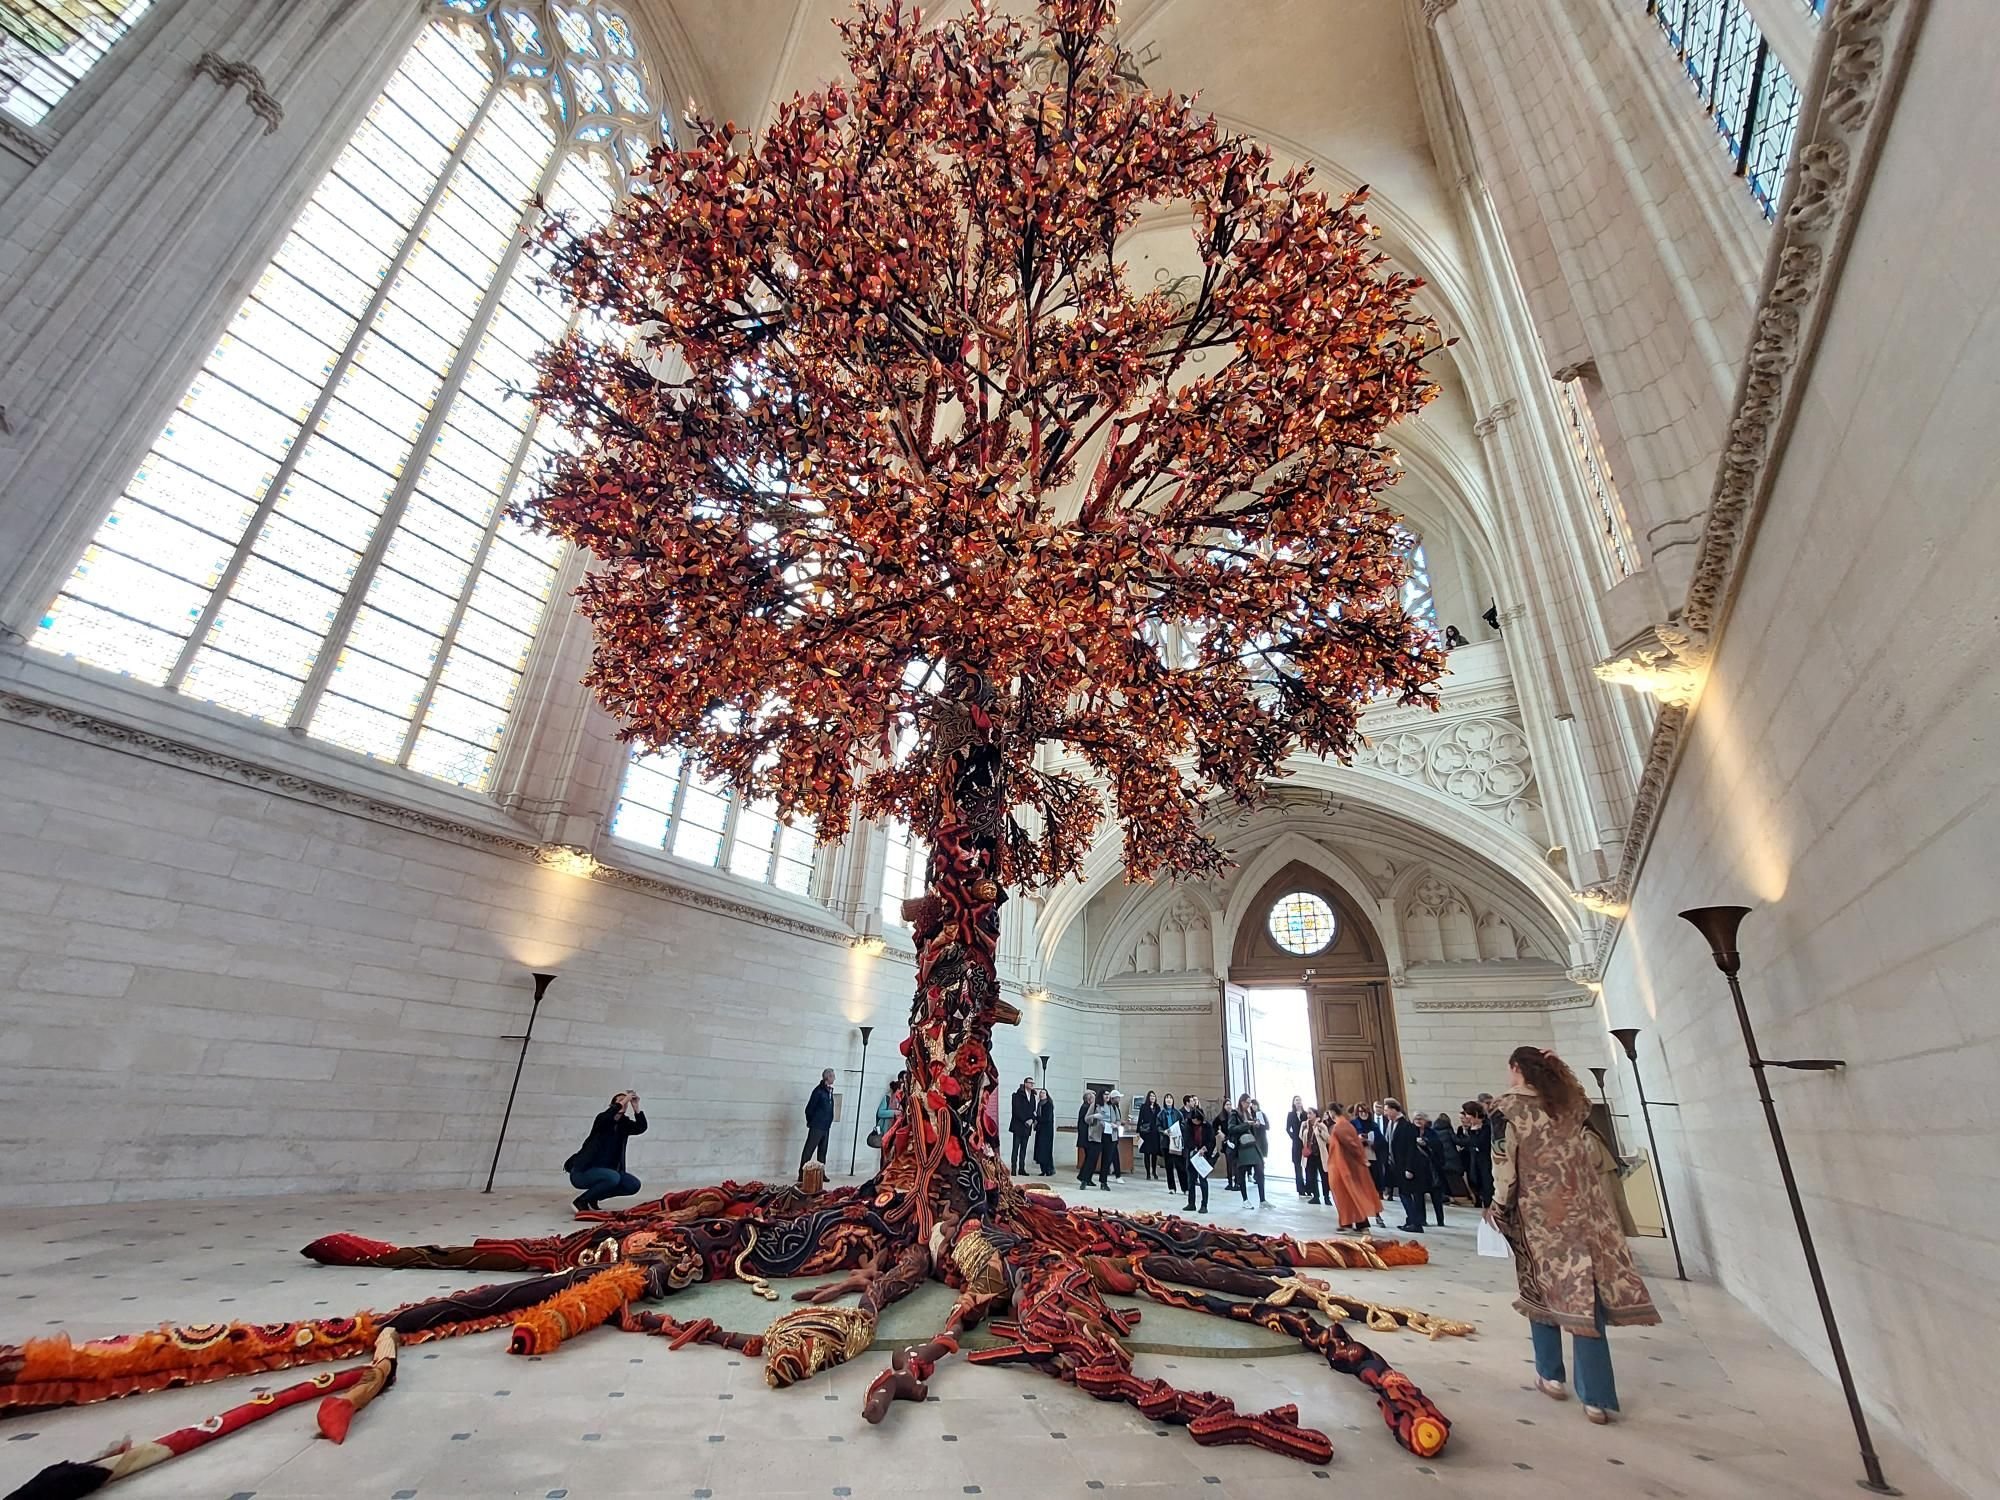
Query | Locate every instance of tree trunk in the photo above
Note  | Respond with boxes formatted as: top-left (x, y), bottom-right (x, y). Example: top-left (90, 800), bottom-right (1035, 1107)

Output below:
top-left (879, 669), bottom-right (1011, 1228)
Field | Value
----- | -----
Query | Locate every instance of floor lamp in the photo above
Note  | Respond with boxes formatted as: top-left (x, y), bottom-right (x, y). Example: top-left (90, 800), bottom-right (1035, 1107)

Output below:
top-left (849, 1024), bottom-right (874, 1175)
top-left (1588, 1065), bottom-right (1621, 1155)
top-left (1039, 1054), bottom-right (1050, 1090)
top-left (1608, 1026), bottom-right (1686, 1283)
top-left (487, 972), bottom-right (557, 1193)
top-left (1680, 906), bottom-right (1896, 1495)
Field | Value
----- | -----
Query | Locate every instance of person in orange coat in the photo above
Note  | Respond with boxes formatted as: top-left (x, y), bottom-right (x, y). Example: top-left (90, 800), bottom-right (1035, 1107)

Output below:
top-left (1324, 1103), bottom-right (1383, 1232)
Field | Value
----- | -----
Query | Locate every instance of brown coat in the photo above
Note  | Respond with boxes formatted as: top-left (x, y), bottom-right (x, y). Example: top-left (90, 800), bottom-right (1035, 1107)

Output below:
top-left (1491, 1084), bottom-right (1658, 1335)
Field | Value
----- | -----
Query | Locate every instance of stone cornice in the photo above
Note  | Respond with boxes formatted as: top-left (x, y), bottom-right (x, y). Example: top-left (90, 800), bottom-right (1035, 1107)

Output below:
top-left (0, 686), bottom-right (858, 950)
top-left (1584, 0), bottom-right (1929, 975)
top-left (1411, 993), bottom-right (1596, 1013)
top-left (0, 113), bottom-right (50, 164)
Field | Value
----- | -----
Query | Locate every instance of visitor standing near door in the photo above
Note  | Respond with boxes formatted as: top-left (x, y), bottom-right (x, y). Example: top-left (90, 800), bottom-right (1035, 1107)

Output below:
top-left (1286, 1095), bottom-right (1309, 1196)
top-left (1231, 1093), bottom-right (1268, 1208)
top-left (565, 1090), bottom-right (648, 1212)
top-left (801, 1068), bottom-right (835, 1170)
top-left (1490, 1046), bottom-right (1659, 1425)
top-left (1383, 1099), bottom-right (1427, 1232)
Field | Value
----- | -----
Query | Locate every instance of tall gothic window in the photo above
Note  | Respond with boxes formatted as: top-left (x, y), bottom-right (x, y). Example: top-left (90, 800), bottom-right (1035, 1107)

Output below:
top-left (1, 0), bottom-right (151, 128)
top-left (31, 4), bottom-right (664, 793)
top-left (1643, 0), bottom-right (1801, 220)
top-left (881, 820), bottom-right (928, 929)
top-left (1556, 377), bottom-right (1636, 580)
top-left (609, 748), bottom-right (818, 896)
top-left (1397, 535), bottom-right (1437, 634)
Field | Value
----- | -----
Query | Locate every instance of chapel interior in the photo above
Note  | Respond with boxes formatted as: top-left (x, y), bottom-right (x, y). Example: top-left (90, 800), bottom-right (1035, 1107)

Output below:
top-left (0, 1), bottom-right (1992, 1498)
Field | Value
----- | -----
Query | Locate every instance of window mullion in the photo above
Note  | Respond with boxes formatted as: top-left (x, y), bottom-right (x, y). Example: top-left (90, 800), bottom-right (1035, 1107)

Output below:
top-left (162, 77), bottom-right (507, 695)
top-left (717, 784), bottom-right (743, 871)
top-left (391, 163), bottom-right (578, 765)
top-left (290, 110), bottom-right (564, 733)
top-left (1736, 40), bottom-right (1768, 176)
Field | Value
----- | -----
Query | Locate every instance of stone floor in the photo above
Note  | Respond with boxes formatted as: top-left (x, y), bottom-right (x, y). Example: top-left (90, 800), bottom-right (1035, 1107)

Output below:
top-left (0, 1169), bottom-right (1960, 1500)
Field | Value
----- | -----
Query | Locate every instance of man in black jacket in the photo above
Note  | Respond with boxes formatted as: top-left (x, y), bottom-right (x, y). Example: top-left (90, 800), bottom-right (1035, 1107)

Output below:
top-left (1383, 1098), bottom-right (1429, 1233)
top-left (802, 1068), bottom-right (835, 1170)
top-left (1009, 1076), bottom-right (1037, 1174)
top-left (565, 1091), bottom-right (648, 1211)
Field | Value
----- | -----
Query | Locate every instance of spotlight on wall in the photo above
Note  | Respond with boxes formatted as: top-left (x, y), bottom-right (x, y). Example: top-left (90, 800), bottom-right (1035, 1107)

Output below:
top-left (1481, 602), bottom-right (1501, 632)
top-left (849, 933), bottom-right (886, 956)
top-left (1678, 905), bottom-right (1892, 1495)
top-left (1024, 984), bottom-right (1049, 1005)
top-left (535, 843), bottom-right (601, 879)
top-left (1572, 886), bottom-right (1629, 919)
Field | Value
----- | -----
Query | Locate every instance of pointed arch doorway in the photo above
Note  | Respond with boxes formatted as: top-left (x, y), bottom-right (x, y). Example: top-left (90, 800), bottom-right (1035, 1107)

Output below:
top-left (1225, 860), bottom-right (1403, 1111)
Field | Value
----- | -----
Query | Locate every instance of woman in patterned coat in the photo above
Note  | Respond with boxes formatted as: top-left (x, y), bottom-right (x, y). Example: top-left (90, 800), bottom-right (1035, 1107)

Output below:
top-left (1489, 1046), bottom-right (1658, 1424)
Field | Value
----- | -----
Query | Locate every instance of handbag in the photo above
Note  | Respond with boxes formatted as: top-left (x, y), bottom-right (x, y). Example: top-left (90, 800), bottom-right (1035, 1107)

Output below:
top-left (866, 1130), bottom-right (882, 1149)
top-left (1476, 1214), bottom-right (1512, 1259)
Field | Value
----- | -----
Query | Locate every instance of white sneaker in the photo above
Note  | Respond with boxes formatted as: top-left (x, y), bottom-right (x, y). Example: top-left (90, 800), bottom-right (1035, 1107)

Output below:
top-left (1537, 1378), bottom-right (1569, 1401)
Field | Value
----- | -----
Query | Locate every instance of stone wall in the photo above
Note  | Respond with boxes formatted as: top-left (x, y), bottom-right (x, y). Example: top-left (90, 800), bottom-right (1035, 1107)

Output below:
top-left (1600, 5), bottom-right (2000, 1491)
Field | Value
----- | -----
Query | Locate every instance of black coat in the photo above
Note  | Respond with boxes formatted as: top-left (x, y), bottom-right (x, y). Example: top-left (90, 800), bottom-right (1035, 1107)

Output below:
top-left (1385, 1116), bottom-right (1431, 1189)
top-left (1462, 1122), bottom-right (1494, 1198)
top-left (567, 1105), bottom-right (647, 1174)
top-left (1033, 1096), bottom-right (1055, 1149)
top-left (1285, 1107), bottom-right (1306, 1153)
top-left (806, 1082), bottom-right (834, 1130)
top-left (1425, 1120), bottom-right (1463, 1176)
top-left (1137, 1099), bottom-right (1162, 1149)
top-left (1009, 1087), bottom-right (1037, 1138)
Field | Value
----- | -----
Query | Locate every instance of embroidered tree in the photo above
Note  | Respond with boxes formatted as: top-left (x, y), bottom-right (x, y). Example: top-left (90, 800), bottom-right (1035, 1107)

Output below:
top-left (529, 0), bottom-right (1441, 1214)
top-left (0, 5), bottom-right (1468, 1484)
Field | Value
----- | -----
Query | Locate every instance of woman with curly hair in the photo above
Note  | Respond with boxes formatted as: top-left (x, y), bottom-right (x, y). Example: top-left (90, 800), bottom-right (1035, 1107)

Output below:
top-left (1489, 1046), bottom-right (1659, 1424)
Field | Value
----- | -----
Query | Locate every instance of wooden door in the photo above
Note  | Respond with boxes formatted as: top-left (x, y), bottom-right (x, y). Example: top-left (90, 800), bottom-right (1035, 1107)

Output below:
top-left (1221, 981), bottom-right (1253, 1104)
top-left (1308, 981), bottom-right (1399, 1110)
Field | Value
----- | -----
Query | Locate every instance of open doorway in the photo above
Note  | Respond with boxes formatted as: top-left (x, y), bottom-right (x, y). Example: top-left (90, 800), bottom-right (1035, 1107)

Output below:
top-left (1245, 986), bottom-right (1317, 1112)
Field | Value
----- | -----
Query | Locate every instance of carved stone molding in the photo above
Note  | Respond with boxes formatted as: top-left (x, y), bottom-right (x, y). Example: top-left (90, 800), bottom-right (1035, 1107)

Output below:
top-left (1411, 993), bottom-right (1596, 1013)
top-left (0, 113), bottom-right (50, 162)
top-left (193, 51), bottom-right (284, 133)
top-left (1421, 0), bottom-right (1460, 24)
top-left (1362, 712), bottom-right (1548, 844)
top-left (1583, 0), bottom-right (1926, 976)
top-left (1593, 622), bottom-right (1708, 707)
top-left (0, 687), bottom-right (855, 949)
top-left (1472, 398), bottom-right (1518, 437)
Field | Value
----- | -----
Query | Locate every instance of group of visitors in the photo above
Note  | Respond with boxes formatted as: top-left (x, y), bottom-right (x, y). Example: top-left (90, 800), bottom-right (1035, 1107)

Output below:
top-left (1274, 1096), bottom-right (1498, 1232)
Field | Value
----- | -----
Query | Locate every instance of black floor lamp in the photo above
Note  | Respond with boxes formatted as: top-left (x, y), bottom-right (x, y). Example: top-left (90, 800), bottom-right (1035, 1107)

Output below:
top-left (849, 1024), bottom-right (874, 1175)
top-left (1588, 1065), bottom-right (1622, 1155)
top-left (487, 972), bottom-right (557, 1193)
top-left (1680, 906), bottom-right (1896, 1495)
top-left (1039, 1053), bottom-right (1050, 1090)
top-left (1608, 1026), bottom-right (1686, 1283)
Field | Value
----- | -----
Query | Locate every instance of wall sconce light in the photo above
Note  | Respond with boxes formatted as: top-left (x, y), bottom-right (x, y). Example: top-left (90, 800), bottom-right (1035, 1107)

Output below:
top-left (535, 843), bottom-right (600, 879)
top-left (1679, 905), bottom-right (1892, 1495)
top-left (849, 933), bottom-right (886, 957)
top-left (1024, 984), bottom-right (1049, 1005)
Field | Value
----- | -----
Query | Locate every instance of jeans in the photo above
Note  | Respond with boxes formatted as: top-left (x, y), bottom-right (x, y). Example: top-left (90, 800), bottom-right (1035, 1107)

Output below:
top-left (1531, 1299), bottom-right (1619, 1411)
top-left (1398, 1184), bottom-right (1425, 1228)
top-left (1291, 1142), bottom-right (1306, 1194)
top-left (1236, 1162), bottom-right (1266, 1203)
top-left (1303, 1156), bottom-right (1324, 1204)
top-left (800, 1126), bottom-right (829, 1168)
top-left (568, 1167), bottom-right (639, 1205)
top-left (1165, 1154), bottom-right (1183, 1193)
top-left (1184, 1165), bottom-right (1209, 1213)
top-left (1079, 1140), bottom-right (1109, 1188)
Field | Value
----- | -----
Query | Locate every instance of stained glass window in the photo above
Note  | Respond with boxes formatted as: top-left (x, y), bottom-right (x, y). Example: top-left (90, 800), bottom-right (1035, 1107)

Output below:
top-left (609, 748), bottom-right (819, 894)
top-left (32, 5), bottom-right (662, 794)
top-left (881, 820), bottom-right (928, 929)
top-left (1, 0), bottom-right (153, 128)
top-left (1267, 892), bottom-right (1336, 956)
top-left (1642, 0), bottom-right (1800, 222)
top-left (1556, 378), bottom-right (1635, 579)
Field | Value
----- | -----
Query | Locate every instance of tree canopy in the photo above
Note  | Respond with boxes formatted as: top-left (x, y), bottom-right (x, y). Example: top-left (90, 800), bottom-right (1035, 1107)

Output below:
top-left (526, 0), bottom-right (1445, 885)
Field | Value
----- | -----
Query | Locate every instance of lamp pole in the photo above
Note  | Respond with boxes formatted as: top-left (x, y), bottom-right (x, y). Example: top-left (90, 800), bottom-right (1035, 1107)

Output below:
top-left (1678, 906), bottom-right (1895, 1495)
top-left (1589, 1065), bottom-right (1622, 1156)
top-left (487, 972), bottom-right (557, 1193)
top-left (1608, 1027), bottom-right (1686, 1282)
top-left (849, 1024), bottom-right (874, 1175)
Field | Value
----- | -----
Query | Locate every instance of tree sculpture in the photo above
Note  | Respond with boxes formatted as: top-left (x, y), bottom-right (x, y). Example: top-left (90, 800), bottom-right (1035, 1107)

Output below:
top-left (0, 4), bottom-right (1465, 1492)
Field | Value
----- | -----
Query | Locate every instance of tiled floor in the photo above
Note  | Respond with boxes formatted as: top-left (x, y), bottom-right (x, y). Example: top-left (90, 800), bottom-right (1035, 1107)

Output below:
top-left (0, 1171), bottom-right (1962, 1499)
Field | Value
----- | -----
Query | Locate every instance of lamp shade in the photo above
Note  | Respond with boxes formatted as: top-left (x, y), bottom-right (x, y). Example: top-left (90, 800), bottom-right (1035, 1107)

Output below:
top-left (859, 1024), bottom-right (874, 1043)
top-left (531, 972), bottom-right (558, 1000)
top-left (1609, 1026), bottom-right (1640, 1062)
top-left (1589, 1066), bottom-right (1608, 1090)
top-left (1679, 905), bottom-right (1751, 975)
